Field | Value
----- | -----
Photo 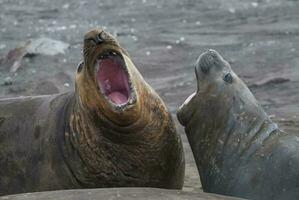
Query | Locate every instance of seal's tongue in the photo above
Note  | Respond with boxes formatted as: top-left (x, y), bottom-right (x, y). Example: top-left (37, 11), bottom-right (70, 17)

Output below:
top-left (97, 55), bottom-right (130, 105)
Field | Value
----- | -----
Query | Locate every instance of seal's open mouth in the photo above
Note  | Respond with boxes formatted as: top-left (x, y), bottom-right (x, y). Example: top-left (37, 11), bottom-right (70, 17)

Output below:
top-left (96, 51), bottom-right (130, 105)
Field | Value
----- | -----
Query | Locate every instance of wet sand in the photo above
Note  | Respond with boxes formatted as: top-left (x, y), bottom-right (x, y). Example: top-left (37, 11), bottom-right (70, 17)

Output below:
top-left (0, 0), bottom-right (299, 192)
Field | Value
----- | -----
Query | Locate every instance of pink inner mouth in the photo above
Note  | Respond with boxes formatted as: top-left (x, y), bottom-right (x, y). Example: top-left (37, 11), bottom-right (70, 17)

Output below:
top-left (96, 54), bottom-right (130, 105)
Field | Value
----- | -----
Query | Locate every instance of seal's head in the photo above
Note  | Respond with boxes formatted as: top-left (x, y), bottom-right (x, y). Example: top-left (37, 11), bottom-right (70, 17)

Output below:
top-left (75, 28), bottom-right (142, 125)
top-left (177, 49), bottom-right (259, 127)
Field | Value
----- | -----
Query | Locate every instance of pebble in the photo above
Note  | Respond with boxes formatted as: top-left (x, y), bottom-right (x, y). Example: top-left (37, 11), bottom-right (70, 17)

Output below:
top-left (251, 2), bottom-right (259, 7)
top-left (69, 24), bottom-right (77, 29)
top-left (3, 77), bottom-right (13, 86)
top-left (166, 45), bottom-right (172, 50)
top-left (62, 3), bottom-right (70, 9)
top-left (131, 35), bottom-right (138, 41)
top-left (228, 8), bottom-right (236, 13)
top-left (0, 44), bottom-right (6, 50)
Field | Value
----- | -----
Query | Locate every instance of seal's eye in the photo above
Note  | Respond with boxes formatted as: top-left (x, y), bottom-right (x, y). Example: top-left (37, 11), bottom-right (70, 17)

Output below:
top-left (223, 73), bottom-right (233, 84)
top-left (95, 33), bottom-right (104, 44)
top-left (77, 61), bottom-right (84, 73)
top-left (84, 38), bottom-right (97, 46)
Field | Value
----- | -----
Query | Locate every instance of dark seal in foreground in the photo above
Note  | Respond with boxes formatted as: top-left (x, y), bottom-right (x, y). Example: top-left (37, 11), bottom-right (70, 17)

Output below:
top-left (0, 28), bottom-right (184, 196)
top-left (0, 188), bottom-right (243, 200)
top-left (177, 49), bottom-right (299, 200)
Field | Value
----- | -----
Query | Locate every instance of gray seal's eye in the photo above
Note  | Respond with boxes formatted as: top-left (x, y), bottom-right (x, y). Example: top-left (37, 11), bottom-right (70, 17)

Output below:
top-left (223, 73), bottom-right (233, 84)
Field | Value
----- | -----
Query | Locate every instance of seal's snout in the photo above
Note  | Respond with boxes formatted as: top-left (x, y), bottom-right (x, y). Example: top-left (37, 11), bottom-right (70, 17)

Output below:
top-left (96, 31), bottom-right (113, 44)
top-left (84, 29), bottom-right (115, 46)
top-left (196, 49), bottom-right (219, 74)
top-left (95, 32), bottom-right (104, 44)
top-left (195, 49), bottom-right (228, 78)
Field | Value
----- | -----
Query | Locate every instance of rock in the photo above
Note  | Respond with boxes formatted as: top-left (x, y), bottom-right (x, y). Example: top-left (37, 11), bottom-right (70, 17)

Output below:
top-left (3, 76), bottom-right (13, 86)
top-left (0, 38), bottom-right (69, 73)
top-left (26, 37), bottom-right (69, 56)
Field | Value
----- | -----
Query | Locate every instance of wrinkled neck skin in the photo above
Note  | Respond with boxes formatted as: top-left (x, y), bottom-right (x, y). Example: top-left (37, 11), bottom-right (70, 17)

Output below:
top-left (179, 77), bottom-right (278, 192)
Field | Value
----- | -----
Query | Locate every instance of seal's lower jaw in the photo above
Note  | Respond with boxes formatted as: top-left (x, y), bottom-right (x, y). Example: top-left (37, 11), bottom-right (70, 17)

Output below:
top-left (96, 51), bottom-right (132, 106)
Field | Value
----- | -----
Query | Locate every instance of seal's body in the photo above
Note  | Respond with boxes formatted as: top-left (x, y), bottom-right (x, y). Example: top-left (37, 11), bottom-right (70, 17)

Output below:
top-left (0, 29), bottom-right (185, 196)
top-left (0, 94), bottom-right (73, 195)
top-left (177, 50), bottom-right (299, 200)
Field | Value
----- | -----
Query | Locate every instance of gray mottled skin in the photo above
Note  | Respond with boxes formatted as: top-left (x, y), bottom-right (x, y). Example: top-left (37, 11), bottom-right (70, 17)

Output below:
top-left (177, 49), bottom-right (299, 200)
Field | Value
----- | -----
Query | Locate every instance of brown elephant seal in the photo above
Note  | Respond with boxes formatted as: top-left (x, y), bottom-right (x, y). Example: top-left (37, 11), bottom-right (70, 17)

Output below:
top-left (0, 28), bottom-right (184, 196)
top-left (0, 188), bottom-right (243, 200)
top-left (177, 49), bottom-right (299, 200)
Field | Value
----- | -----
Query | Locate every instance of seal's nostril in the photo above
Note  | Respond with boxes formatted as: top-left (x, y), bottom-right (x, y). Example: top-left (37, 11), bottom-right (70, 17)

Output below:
top-left (207, 54), bottom-right (214, 62)
top-left (99, 31), bottom-right (110, 40)
top-left (95, 33), bottom-right (104, 44)
top-left (200, 53), bottom-right (215, 74)
top-left (196, 49), bottom-right (221, 74)
top-left (95, 31), bottom-right (111, 44)
top-left (207, 49), bottom-right (219, 59)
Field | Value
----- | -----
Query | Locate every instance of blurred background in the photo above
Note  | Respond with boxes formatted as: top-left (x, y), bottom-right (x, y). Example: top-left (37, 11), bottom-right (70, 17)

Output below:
top-left (0, 0), bottom-right (299, 192)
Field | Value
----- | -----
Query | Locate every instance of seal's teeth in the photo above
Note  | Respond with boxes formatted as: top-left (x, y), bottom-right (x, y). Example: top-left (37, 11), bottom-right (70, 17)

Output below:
top-left (111, 52), bottom-right (117, 55)
top-left (115, 105), bottom-right (121, 110)
top-left (128, 98), bottom-right (135, 105)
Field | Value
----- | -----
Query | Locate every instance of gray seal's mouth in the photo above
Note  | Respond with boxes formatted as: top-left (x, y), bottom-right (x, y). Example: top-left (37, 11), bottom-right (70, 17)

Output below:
top-left (95, 50), bottom-right (136, 108)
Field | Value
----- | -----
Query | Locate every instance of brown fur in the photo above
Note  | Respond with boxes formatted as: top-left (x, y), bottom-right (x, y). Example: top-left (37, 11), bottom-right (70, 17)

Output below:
top-left (0, 28), bottom-right (184, 195)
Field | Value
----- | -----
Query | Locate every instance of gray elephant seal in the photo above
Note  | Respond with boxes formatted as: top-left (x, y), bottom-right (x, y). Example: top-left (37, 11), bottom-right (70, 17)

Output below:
top-left (177, 49), bottom-right (299, 200)
top-left (0, 28), bottom-right (184, 196)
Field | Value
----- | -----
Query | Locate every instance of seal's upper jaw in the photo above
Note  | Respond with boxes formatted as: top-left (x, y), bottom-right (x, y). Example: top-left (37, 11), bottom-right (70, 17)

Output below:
top-left (95, 51), bottom-right (132, 106)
